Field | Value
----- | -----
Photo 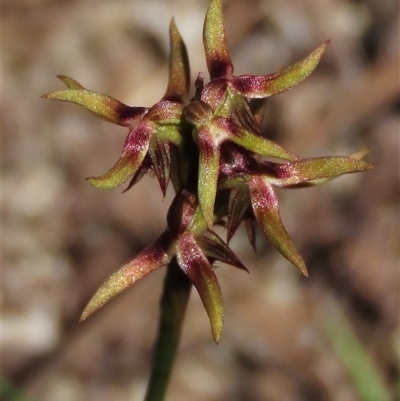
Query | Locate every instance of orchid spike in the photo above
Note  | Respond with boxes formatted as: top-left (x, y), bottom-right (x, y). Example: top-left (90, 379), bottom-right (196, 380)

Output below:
top-left (44, 1), bottom-right (375, 381)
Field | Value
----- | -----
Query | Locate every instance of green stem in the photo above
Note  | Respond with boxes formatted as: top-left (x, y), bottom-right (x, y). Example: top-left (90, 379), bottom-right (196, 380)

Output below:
top-left (144, 261), bottom-right (192, 401)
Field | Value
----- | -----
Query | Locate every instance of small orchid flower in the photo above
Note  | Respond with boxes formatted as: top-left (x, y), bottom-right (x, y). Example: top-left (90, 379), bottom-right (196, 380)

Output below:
top-left (220, 155), bottom-right (375, 275)
top-left (43, 0), bottom-right (375, 344)
top-left (185, 0), bottom-right (330, 228)
top-left (80, 189), bottom-right (245, 343)
top-left (43, 20), bottom-right (190, 196)
top-left (44, 0), bottom-right (375, 399)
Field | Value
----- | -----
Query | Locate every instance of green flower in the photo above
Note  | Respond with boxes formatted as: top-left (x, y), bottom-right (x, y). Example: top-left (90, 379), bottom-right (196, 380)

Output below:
top-left (80, 190), bottom-right (246, 343)
top-left (43, 21), bottom-right (190, 196)
top-left (220, 155), bottom-right (375, 275)
top-left (185, 0), bottom-right (330, 228)
top-left (43, 0), bottom-right (375, 346)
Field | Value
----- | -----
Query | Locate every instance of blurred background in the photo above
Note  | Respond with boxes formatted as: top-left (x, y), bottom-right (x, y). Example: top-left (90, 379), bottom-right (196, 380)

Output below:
top-left (2, 0), bottom-right (399, 400)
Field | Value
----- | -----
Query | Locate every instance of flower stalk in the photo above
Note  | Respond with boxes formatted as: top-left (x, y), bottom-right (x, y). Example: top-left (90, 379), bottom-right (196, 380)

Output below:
top-left (144, 262), bottom-right (192, 401)
top-left (43, 0), bottom-right (375, 399)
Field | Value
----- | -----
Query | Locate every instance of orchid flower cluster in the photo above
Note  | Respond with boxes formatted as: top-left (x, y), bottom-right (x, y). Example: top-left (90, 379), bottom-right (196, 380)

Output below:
top-left (43, 0), bottom-right (374, 344)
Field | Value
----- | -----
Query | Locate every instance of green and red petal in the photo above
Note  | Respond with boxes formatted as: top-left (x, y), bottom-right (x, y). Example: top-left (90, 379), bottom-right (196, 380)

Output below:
top-left (87, 121), bottom-right (153, 189)
top-left (176, 233), bottom-right (224, 343)
top-left (263, 156), bottom-right (376, 187)
top-left (248, 176), bottom-right (308, 276)
top-left (230, 41), bottom-right (330, 98)
top-left (203, 0), bottom-right (234, 80)
top-left (195, 230), bottom-right (247, 271)
top-left (163, 19), bottom-right (190, 103)
top-left (229, 121), bottom-right (299, 161)
top-left (80, 231), bottom-right (172, 321)
top-left (42, 84), bottom-right (147, 127)
top-left (197, 127), bottom-right (222, 229)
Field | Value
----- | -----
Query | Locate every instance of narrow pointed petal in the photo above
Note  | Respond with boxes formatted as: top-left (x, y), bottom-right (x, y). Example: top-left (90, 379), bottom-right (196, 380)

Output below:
top-left (163, 19), bottom-right (190, 103)
top-left (198, 128), bottom-right (221, 229)
top-left (227, 186), bottom-right (251, 243)
top-left (80, 232), bottom-right (172, 321)
top-left (230, 41), bottom-right (330, 98)
top-left (177, 234), bottom-right (224, 343)
top-left (87, 121), bottom-right (153, 189)
top-left (268, 157), bottom-right (376, 187)
top-left (203, 0), bottom-right (234, 79)
top-left (122, 166), bottom-right (147, 193)
top-left (231, 123), bottom-right (299, 161)
top-left (57, 75), bottom-right (85, 89)
top-left (248, 176), bottom-right (308, 276)
top-left (42, 88), bottom-right (147, 126)
top-left (195, 230), bottom-right (248, 271)
top-left (148, 137), bottom-right (171, 196)
top-left (245, 217), bottom-right (257, 251)
top-left (222, 92), bottom-right (260, 134)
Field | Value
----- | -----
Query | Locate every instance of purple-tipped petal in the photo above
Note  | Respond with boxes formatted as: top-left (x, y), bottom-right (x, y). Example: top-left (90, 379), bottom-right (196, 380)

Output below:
top-left (230, 41), bottom-right (330, 98)
top-left (42, 88), bottom-right (147, 127)
top-left (80, 231), bottom-right (172, 321)
top-left (87, 121), bottom-right (153, 189)
top-left (195, 230), bottom-right (248, 271)
top-left (248, 176), bottom-right (308, 276)
top-left (163, 19), bottom-right (190, 103)
top-left (176, 234), bottom-right (224, 343)
top-left (203, 0), bottom-right (234, 79)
